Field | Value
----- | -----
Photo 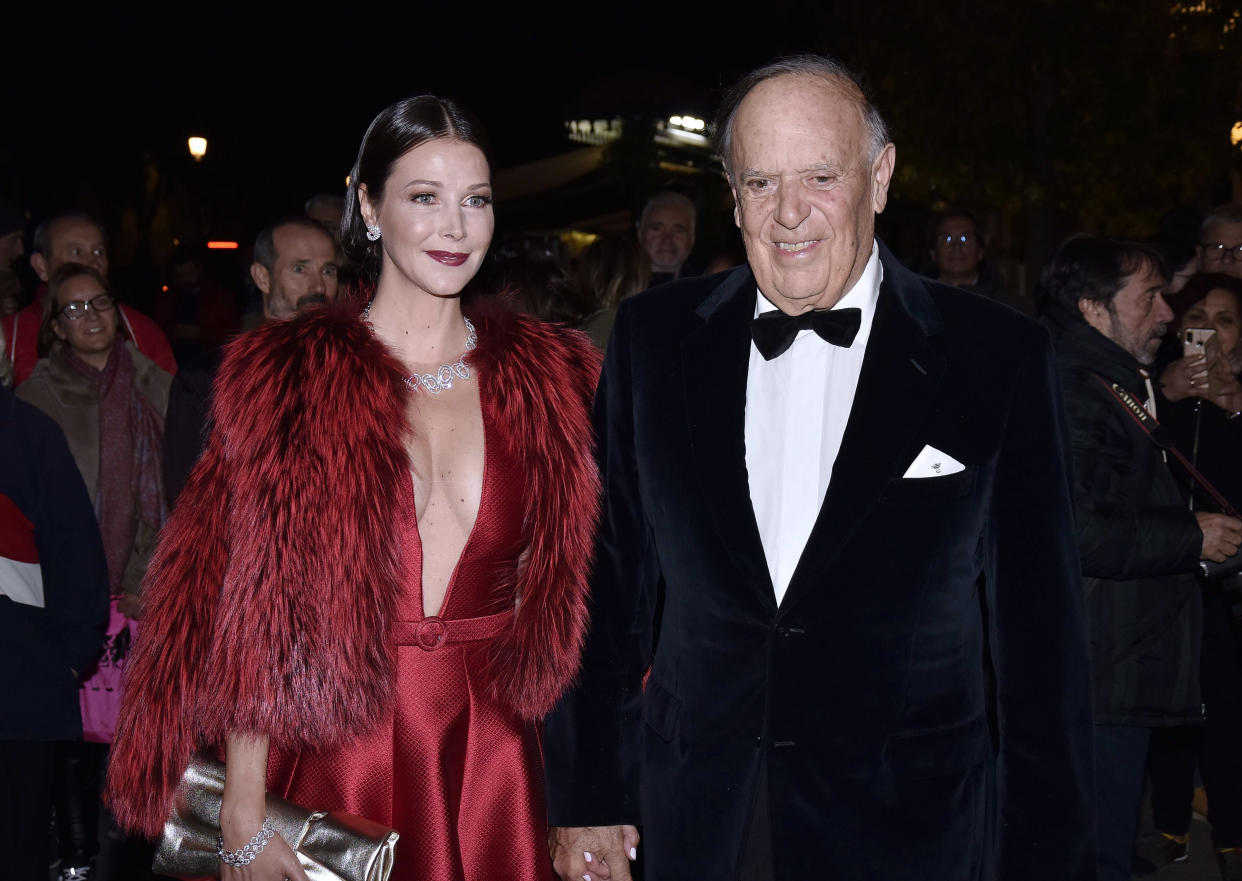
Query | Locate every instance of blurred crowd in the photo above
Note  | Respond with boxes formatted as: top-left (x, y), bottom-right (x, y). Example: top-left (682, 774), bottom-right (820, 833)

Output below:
top-left (2, 182), bottom-right (1242, 881)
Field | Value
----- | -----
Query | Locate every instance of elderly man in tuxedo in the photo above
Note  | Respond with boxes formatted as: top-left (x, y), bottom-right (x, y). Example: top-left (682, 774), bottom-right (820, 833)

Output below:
top-left (545, 55), bottom-right (1095, 881)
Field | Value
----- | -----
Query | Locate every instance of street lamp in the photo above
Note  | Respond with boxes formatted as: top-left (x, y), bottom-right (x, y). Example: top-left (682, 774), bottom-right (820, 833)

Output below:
top-left (1232, 122), bottom-right (1242, 147)
top-left (187, 137), bottom-right (207, 161)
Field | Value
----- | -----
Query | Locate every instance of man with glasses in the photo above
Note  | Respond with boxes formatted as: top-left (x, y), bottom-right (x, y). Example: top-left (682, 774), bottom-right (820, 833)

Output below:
top-left (0, 213), bottom-right (175, 385)
top-left (1198, 204), bottom-right (1242, 280)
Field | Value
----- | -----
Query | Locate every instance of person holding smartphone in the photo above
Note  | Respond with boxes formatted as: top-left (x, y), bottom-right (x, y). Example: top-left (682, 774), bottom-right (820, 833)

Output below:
top-left (1139, 272), bottom-right (1242, 881)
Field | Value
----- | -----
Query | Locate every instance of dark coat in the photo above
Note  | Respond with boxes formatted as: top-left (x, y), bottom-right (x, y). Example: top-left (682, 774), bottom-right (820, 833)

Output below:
top-left (0, 386), bottom-right (109, 740)
top-left (161, 345), bottom-right (222, 506)
top-left (1043, 302), bottom-right (1204, 726)
top-left (545, 242), bottom-right (1095, 881)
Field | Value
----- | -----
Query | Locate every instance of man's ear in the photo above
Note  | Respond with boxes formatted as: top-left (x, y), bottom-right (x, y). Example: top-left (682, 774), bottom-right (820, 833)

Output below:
top-left (31, 252), bottom-right (49, 282)
top-left (250, 262), bottom-right (271, 295)
top-left (871, 143), bottom-right (896, 214)
top-left (1078, 297), bottom-right (1110, 336)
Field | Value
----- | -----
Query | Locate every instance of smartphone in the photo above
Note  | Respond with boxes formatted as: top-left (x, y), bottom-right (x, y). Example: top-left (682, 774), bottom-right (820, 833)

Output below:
top-left (1184, 326), bottom-right (1215, 358)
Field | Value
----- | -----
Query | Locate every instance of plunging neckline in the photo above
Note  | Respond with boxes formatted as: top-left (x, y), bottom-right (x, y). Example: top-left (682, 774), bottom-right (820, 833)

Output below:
top-left (406, 388), bottom-right (491, 621)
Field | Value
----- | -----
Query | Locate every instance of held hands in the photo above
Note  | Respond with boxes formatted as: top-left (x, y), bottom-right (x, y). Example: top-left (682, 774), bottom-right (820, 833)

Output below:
top-left (1196, 512), bottom-right (1242, 563)
top-left (550, 825), bottom-right (640, 881)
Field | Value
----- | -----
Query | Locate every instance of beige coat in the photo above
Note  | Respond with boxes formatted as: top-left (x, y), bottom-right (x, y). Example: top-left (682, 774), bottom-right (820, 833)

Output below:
top-left (17, 341), bottom-right (171, 596)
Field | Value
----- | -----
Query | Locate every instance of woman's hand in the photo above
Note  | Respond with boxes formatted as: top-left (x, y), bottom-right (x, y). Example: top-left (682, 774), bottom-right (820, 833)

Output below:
top-left (219, 826), bottom-right (309, 881)
top-left (220, 733), bottom-right (309, 881)
top-left (1159, 354), bottom-right (1208, 402)
top-left (1202, 336), bottom-right (1242, 413)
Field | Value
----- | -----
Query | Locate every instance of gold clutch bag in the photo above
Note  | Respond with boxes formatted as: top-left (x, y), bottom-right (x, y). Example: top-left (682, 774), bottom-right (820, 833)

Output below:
top-left (153, 754), bottom-right (399, 881)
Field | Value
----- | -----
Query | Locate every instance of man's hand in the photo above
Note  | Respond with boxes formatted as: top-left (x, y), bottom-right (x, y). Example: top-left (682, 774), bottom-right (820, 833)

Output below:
top-left (1196, 512), bottom-right (1242, 563)
top-left (549, 825), bottom-right (640, 881)
top-left (1159, 355), bottom-right (1208, 402)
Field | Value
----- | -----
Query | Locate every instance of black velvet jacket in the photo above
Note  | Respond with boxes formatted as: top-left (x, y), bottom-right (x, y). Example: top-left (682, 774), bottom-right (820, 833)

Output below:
top-left (1043, 301), bottom-right (1203, 726)
top-left (546, 243), bottom-right (1095, 881)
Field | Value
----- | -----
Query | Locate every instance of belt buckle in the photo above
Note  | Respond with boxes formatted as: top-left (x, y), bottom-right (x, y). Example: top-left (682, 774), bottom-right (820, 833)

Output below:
top-left (414, 616), bottom-right (447, 650)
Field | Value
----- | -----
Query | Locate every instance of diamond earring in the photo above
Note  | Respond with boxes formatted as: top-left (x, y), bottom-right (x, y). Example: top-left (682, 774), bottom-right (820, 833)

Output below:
top-left (365, 224), bottom-right (381, 242)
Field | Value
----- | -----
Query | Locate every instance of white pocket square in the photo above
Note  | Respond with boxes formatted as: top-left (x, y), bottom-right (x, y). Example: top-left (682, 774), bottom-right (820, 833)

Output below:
top-left (902, 445), bottom-right (966, 479)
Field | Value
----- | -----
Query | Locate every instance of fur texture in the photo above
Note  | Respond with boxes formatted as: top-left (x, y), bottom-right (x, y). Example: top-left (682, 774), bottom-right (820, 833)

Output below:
top-left (105, 301), bottom-right (600, 837)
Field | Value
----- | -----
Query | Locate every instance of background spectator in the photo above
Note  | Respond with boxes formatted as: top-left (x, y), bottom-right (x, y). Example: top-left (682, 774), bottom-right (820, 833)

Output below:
top-left (16, 262), bottom-right (170, 881)
top-left (0, 384), bottom-right (109, 881)
top-left (575, 234), bottom-right (649, 349)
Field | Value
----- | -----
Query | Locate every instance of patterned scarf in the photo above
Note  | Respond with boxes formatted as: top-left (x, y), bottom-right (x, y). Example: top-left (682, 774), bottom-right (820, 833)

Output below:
top-left (59, 343), bottom-right (167, 594)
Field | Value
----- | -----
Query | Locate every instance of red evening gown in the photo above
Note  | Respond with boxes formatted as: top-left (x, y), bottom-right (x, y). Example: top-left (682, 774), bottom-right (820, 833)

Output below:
top-left (267, 379), bottom-right (555, 881)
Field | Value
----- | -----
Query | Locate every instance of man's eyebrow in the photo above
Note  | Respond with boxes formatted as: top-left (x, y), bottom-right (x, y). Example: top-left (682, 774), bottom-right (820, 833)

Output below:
top-left (799, 162), bottom-right (845, 174)
top-left (739, 162), bottom-right (845, 178)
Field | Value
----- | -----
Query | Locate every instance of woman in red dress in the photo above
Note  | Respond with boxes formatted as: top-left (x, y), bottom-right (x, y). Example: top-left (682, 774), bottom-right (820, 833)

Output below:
top-left (105, 97), bottom-right (600, 881)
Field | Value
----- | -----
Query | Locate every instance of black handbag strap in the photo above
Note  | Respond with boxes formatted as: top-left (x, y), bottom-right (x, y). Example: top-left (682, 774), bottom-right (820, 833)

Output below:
top-left (1092, 373), bottom-right (1241, 519)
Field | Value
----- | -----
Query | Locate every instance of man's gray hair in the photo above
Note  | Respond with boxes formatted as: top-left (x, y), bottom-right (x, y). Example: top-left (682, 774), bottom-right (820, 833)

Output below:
top-left (31, 212), bottom-right (105, 258)
top-left (1200, 203), bottom-right (1242, 238)
top-left (253, 215), bottom-right (335, 272)
top-left (639, 191), bottom-right (696, 230)
top-left (713, 54), bottom-right (890, 177)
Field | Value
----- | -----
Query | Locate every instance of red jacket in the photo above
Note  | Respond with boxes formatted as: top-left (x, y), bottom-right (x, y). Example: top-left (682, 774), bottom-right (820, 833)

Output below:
top-left (3, 290), bottom-right (176, 385)
top-left (104, 300), bottom-right (600, 836)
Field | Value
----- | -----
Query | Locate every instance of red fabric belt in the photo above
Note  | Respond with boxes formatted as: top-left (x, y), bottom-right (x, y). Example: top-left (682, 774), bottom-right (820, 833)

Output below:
top-left (393, 609), bottom-right (513, 651)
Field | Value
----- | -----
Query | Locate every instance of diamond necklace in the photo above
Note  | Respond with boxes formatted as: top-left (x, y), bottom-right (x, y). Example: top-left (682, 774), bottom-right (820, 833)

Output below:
top-left (361, 301), bottom-right (478, 394)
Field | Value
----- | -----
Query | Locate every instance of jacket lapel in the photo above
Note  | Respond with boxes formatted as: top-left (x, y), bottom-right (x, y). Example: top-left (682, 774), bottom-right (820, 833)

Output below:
top-left (681, 266), bottom-right (777, 608)
top-left (780, 244), bottom-right (947, 611)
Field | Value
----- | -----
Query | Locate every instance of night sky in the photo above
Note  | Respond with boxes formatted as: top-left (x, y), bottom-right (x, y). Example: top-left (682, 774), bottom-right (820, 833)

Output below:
top-left (5, 3), bottom-right (1240, 272)
top-left (3, 8), bottom-right (787, 226)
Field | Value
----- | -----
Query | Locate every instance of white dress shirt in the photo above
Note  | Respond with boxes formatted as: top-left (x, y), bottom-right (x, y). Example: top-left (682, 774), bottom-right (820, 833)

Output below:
top-left (744, 243), bottom-right (882, 604)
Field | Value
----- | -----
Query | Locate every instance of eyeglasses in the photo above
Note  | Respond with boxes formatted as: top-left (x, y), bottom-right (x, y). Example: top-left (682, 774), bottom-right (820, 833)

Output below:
top-left (57, 293), bottom-right (115, 321)
top-left (1201, 242), bottom-right (1242, 262)
top-left (936, 234), bottom-right (976, 246)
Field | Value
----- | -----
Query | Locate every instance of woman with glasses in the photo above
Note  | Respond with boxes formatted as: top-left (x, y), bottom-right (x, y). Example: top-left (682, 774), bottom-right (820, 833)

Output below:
top-left (16, 261), bottom-right (169, 878)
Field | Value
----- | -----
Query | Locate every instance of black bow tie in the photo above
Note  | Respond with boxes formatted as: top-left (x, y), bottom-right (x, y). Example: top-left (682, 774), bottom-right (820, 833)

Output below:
top-left (750, 307), bottom-right (862, 360)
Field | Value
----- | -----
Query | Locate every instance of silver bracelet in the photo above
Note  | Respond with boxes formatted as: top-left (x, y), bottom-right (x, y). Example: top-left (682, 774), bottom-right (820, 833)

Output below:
top-left (217, 817), bottom-right (277, 867)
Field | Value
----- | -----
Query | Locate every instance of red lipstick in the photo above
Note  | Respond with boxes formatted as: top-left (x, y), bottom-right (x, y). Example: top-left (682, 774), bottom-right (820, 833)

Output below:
top-left (427, 251), bottom-right (469, 266)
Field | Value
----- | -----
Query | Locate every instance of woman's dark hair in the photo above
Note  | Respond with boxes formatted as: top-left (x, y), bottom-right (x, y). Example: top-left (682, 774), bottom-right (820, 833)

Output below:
top-left (341, 95), bottom-right (490, 283)
top-left (1177, 272), bottom-right (1242, 310)
top-left (575, 234), bottom-right (650, 311)
top-left (39, 262), bottom-right (114, 357)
